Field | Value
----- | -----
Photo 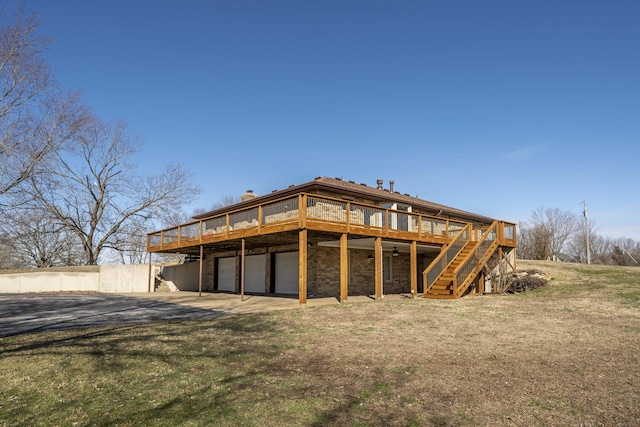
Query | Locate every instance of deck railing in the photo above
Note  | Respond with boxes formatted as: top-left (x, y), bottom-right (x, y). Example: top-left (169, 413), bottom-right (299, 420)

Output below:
top-left (499, 222), bottom-right (517, 247)
top-left (421, 223), bottom-right (471, 294)
top-left (454, 221), bottom-right (499, 295)
top-left (147, 193), bottom-right (475, 252)
top-left (263, 197), bottom-right (299, 224)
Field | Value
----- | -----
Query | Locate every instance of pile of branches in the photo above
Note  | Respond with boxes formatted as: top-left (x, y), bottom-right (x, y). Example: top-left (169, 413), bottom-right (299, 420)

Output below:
top-left (506, 269), bottom-right (548, 293)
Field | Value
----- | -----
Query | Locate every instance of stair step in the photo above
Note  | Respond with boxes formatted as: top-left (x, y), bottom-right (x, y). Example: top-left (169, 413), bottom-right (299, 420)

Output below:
top-left (430, 285), bottom-right (453, 292)
top-left (425, 293), bottom-right (457, 299)
top-left (427, 288), bottom-right (453, 295)
top-left (154, 280), bottom-right (171, 292)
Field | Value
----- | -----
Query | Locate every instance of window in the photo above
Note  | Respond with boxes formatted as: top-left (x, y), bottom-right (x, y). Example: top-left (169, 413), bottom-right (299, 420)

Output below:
top-left (383, 253), bottom-right (393, 282)
top-left (382, 203), bottom-right (412, 231)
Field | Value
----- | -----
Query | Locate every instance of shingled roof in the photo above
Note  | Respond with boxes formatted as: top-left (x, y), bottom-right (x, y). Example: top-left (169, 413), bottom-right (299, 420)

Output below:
top-left (193, 176), bottom-right (496, 224)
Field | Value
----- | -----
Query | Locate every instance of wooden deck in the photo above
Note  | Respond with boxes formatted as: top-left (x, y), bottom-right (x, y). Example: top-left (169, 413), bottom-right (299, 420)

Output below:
top-left (147, 193), bottom-right (517, 254)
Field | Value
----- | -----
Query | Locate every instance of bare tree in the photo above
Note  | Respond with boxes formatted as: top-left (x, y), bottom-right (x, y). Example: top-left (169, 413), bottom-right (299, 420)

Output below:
top-left (529, 207), bottom-right (579, 260)
top-left (25, 117), bottom-right (200, 264)
top-left (610, 238), bottom-right (640, 266)
top-left (0, 207), bottom-right (84, 267)
top-left (192, 195), bottom-right (242, 216)
top-left (517, 221), bottom-right (553, 260)
top-left (0, 4), bottom-right (84, 197)
top-left (0, 229), bottom-right (20, 268)
top-left (568, 219), bottom-right (602, 263)
top-left (110, 219), bottom-right (150, 264)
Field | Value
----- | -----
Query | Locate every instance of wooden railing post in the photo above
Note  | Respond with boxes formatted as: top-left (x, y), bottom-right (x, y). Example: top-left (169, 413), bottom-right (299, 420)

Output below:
top-left (225, 213), bottom-right (230, 239)
top-left (299, 194), bottom-right (307, 229)
top-left (299, 229), bottom-right (308, 305)
top-left (385, 210), bottom-right (390, 237)
top-left (410, 241), bottom-right (417, 299)
top-left (340, 233), bottom-right (348, 302)
top-left (375, 237), bottom-right (383, 299)
top-left (346, 202), bottom-right (350, 233)
top-left (258, 205), bottom-right (263, 233)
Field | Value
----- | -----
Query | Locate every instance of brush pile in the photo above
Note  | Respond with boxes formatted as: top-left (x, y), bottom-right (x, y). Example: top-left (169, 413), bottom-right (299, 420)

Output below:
top-left (506, 269), bottom-right (548, 293)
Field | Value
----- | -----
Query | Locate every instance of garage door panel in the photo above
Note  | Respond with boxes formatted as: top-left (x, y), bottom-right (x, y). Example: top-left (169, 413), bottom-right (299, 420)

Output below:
top-left (244, 254), bottom-right (266, 293)
top-left (217, 257), bottom-right (235, 292)
top-left (275, 252), bottom-right (299, 295)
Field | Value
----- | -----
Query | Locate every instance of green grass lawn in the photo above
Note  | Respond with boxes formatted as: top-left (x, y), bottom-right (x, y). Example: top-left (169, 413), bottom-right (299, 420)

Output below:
top-left (2, 260), bottom-right (639, 426)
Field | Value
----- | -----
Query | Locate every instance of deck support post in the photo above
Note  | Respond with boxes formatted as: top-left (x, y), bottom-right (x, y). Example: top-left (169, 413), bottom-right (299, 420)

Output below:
top-left (240, 239), bottom-right (245, 302)
top-left (410, 241), bottom-right (417, 299)
top-left (299, 229), bottom-right (308, 305)
top-left (340, 233), bottom-right (348, 302)
top-left (198, 245), bottom-right (203, 297)
top-left (374, 237), bottom-right (383, 299)
top-left (147, 252), bottom-right (152, 293)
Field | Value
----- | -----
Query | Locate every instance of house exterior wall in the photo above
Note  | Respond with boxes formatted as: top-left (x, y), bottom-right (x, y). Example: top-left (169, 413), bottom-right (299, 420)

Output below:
top-left (384, 253), bottom-right (411, 294)
top-left (307, 246), bottom-right (417, 298)
top-left (162, 261), bottom-right (200, 291)
top-left (313, 246), bottom-right (340, 297)
top-left (349, 249), bottom-right (376, 296)
top-left (204, 256), bottom-right (215, 292)
top-left (163, 241), bottom-right (427, 298)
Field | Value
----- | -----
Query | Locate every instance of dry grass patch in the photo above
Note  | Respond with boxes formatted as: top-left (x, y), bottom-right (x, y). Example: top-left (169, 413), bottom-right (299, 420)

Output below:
top-left (1, 260), bottom-right (639, 426)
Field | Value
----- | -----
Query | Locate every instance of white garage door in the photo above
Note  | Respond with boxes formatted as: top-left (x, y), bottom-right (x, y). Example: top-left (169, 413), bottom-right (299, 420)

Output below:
top-left (275, 252), bottom-right (299, 295)
top-left (244, 254), bottom-right (266, 293)
top-left (217, 257), bottom-right (236, 292)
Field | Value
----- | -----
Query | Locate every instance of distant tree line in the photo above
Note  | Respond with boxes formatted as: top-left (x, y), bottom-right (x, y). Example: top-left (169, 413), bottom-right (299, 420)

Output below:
top-left (517, 207), bottom-right (640, 267)
top-left (0, 4), bottom-right (199, 267)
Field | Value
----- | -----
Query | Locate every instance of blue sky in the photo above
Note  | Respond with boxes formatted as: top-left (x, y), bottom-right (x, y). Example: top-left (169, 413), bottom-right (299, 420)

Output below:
top-left (26, 0), bottom-right (640, 240)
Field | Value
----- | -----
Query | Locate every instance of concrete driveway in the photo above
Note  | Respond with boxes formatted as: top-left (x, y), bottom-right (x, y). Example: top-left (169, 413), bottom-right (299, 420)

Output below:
top-left (0, 292), bottom-right (353, 338)
top-left (0, 293), bottom-right (232, 338)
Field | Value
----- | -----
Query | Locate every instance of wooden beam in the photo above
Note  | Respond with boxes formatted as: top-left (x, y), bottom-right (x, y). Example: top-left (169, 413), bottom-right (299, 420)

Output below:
top-left (374, 236), bottom-right (382, 299)
top-left (240, 239), bottom-right (245, 301)
top-left (410, 241), bottom-right (417, 299)
top-left (147, 252), bottom-right (152, 293)
top-left (198, 245), bottom-right (203, 297)
top-left (340, 233), bottom-right (348, 303)
top-left (299, 229), bottom-right (308, 305)
top-left (299, 194), bottom-right (307, 229)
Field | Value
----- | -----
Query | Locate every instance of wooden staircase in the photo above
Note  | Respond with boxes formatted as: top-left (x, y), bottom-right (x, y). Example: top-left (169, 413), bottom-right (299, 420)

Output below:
top-left (426, 243), bottom-right (475, 298)
top-left (423, 221), bottom-right (501, 299)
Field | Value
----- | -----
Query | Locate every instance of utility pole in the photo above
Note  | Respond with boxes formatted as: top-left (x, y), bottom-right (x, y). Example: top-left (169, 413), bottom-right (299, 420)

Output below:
top-left (584, 199), bottom-right (591, 264)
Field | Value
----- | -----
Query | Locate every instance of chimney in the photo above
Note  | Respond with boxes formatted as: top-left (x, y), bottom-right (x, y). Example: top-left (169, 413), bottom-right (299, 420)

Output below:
top-left (376, 179), bottom-right (384, 190)
top-left (389, 180), bottom-right (395, 193)
top-left (241, 190), bottom-right (258, 202)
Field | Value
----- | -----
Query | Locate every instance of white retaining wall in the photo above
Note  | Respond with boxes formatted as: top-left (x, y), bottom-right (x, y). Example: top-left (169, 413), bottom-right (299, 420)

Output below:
top-left (161, 262), bottom-right (200, 291)
top-left (0, 264), bottom-right (156, 293)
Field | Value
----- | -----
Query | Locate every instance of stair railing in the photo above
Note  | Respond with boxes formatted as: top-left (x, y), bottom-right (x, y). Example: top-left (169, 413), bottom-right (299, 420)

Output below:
top-left (452, 221), bottom-right (499, 297)
top-left (422, 223), bottom-right (471, 295)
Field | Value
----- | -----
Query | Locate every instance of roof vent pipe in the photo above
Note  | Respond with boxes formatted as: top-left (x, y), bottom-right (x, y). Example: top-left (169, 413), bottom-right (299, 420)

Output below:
top-left (389, 180), bottom-right (395, 193)
top-left (376, 179), bottom-right (384, 190)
